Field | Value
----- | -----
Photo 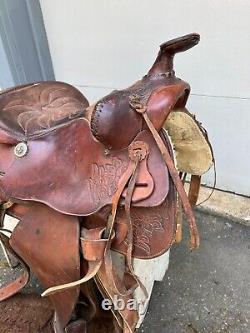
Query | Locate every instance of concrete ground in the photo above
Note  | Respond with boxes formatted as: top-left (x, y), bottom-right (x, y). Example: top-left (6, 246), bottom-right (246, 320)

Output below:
top-left (139, 211), bottom-right (250, 333)
top-left (0, 210), bottom-right (249, 333)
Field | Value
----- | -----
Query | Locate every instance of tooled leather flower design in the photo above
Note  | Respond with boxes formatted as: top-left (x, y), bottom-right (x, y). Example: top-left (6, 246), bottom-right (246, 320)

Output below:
top-left (131, 211), bottom-right (165, 254)
top-left (3, 86), bottom-right (83, 134)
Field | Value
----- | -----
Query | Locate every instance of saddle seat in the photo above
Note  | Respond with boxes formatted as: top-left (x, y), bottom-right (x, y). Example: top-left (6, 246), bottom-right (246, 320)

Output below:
top-left (0, 82), bottom-right (89, 144)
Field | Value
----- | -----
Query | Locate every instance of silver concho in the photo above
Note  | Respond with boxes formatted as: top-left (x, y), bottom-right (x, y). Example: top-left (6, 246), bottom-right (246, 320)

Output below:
top-left (14, 142), bottom-right (28, 158)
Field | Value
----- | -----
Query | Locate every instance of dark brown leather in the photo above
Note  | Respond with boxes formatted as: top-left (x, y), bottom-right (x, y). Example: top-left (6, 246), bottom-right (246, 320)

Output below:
top-left (0, 34), bottom-right (205, 333)
top-left (149, 33), bottom-right (200, 75)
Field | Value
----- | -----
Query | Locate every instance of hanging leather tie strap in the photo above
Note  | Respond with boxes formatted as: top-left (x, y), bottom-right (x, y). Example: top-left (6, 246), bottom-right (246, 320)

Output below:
top-left (175, 199), bottom-right (183, 243)
top-left (129, 96), bottom-right (199, 249)
top-left (176, 174), bottom-right (200, 244)
top-left (101, 142), bottom-right (148, 298)
top-left (175, 172), bottom-right (187, 243)
top-left (188, 175), bottom-right (201, 207)
top-left (124, 142), bottom-right (149, 298)
top-left (104, 157), bottom-right (138, 241)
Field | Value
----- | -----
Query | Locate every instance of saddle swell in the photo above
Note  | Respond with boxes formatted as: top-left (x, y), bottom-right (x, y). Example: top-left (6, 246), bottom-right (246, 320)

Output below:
top-left (91, 73), bottom-right (190, 150)
top-left (90, 35), bottom-right (197, 150)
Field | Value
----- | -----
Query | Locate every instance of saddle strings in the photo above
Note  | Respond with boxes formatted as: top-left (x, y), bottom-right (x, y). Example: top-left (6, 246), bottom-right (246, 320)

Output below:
top-left (98, 157), bottom-right (141, 298)
top-left (124, 157), bottom-right (148, 299)
top-left (129, 95), bottom-right (200, 250)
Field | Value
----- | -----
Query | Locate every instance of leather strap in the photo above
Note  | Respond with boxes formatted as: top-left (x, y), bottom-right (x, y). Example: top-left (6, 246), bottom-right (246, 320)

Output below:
top-left (103, 143), bottom-right (149, 298)
top-left (175, 175), bottom-right (201, 244)
top-left (96, 265), bottom-right (139, 333)
top-left (144, 114), bottom-right (200, 249)
top-left (0, 230), bottom-right (29, 301)
top-left (42, 144), bottom-right (140, 297)
top-left (104, 158), bottom-right (138, 240)
top-left (175, 172), bottom-right (187, 243)
top-left (99, 155), bottom-right (147, 300)
top-left (42, 227), bottom-right (109, 297)
top-left (188, 175), bottom-right (201, 207)
top-left (129, 96), bottom-right (199, 249)
top-left (175, 199), bottom-right (183, 243)
top-left (101, 158), bottom-right (139, 299)
top-left (124, 157), bottom-right (148, 298)
top-left (124, 160), bottom-right (139, 281)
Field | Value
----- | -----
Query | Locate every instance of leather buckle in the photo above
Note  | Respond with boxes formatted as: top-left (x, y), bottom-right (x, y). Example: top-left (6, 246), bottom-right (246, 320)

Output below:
top-left (128, 141), bottom-right (149, 161)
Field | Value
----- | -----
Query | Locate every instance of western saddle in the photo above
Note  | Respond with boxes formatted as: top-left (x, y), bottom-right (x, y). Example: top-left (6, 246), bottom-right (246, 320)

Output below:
top-left (0, 33), bottom-right (214, 333)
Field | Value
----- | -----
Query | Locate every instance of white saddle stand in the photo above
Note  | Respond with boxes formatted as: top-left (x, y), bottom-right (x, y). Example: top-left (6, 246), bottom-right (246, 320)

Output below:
top-left (133, 251), bottom-right (170, 328)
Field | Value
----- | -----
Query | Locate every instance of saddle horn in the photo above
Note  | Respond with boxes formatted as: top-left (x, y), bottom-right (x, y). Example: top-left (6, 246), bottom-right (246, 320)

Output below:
top-left (148, 33), bottom-right (200, 75)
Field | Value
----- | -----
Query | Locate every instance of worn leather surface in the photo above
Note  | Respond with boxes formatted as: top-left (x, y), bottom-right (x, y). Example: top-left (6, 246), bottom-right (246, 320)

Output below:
top-left (0, 81), bottom-right (89, 142)
top-left (92, 74), bottom-right (189, 150)
top-left (149, 33), bottom-right (200, 75)
top-left (8, 203), bottom-right (80, 332)
top-left (84, 132), bottom-right (177, 259)
top-left (113, 190), bottom-right (176, 259)
top-left (0, 124), bottom-right (169, 215)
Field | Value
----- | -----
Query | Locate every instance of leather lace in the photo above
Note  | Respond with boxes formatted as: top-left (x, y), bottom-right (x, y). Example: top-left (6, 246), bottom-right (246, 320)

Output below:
top-left (129, 95), bottom-right (200, 250)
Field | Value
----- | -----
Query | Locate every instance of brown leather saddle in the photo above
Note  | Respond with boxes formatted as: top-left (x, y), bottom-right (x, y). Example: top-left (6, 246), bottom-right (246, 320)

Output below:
top-left (0, 33), bottom-right (212, 333)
